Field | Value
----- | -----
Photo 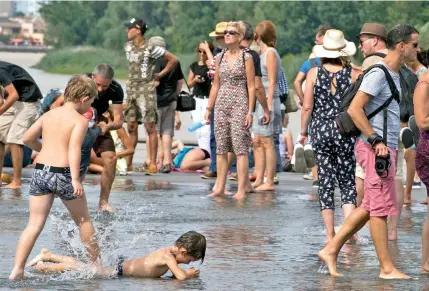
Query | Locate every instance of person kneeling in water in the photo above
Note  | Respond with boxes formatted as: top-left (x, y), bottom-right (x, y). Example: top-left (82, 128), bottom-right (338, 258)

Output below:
top-left (27, 231), bottom-right (206, 281)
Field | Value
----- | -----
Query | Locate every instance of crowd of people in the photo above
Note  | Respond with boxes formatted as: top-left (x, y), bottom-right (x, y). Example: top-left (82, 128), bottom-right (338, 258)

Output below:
top-left (1, 16), bottom-right (429, 281)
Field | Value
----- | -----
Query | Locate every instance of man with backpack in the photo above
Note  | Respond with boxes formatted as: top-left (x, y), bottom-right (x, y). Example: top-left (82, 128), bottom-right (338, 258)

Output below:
top-left (319, 24), bottom-right (419, 279)
top-left (355, 23), bottom-right (418, 241)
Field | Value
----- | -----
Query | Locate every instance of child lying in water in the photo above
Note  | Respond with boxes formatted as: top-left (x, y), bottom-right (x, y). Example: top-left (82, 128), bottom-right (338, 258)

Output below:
top-left (27, 231), bottom-right (206, 281)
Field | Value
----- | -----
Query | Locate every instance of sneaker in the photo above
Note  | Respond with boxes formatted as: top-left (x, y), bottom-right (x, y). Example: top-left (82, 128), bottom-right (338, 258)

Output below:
top-left (312, 180), bottom-right (319, 188)
top-left (201, 171), bottom-right (217, 179)
top-left (304, 143), bottom-right (316, 168)
top-left (293, 143), bottom-right (307, 173)
top-left (409, 115), bottom-right (420, 147)
top-left (160, 164), bottom-right (172, 174)
top-left (145, 164), bottom-right (158, 175)
top-left (412, 180), bottom-right (422, 189)
top-left (303, 172), bottom-right (314, 180)
top-left (400, 127), bottom-right (414, 149)
top-left (229, 173), bottom-right (238, 181)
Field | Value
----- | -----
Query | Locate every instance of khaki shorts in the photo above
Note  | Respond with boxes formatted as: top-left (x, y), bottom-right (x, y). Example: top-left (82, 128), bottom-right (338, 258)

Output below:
top-left (156, 101), bottom-right (176, 137)
top-left (0, 101), bottom-right (40, 145)
top-left (124, 81), bottom-right (157, 124)
top-left (355, 139), bottom-right (405, 181)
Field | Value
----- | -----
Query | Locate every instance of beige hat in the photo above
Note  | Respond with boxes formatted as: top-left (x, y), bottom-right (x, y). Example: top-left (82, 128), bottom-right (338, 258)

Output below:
top-left (209, 22), bottom-right (228, 37)
top-left (313, 29), bottom-right (356, 58)
top-left (148, 36), bottom-right (166, 49)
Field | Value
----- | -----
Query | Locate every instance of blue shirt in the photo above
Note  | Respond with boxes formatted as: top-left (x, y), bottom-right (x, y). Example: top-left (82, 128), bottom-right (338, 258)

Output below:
top-left (299, 58), bottom-right (321, 75)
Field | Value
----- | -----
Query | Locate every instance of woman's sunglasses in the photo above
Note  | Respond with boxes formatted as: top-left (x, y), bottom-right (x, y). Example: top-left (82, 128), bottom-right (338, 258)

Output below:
top-left (198, 50), bottom-right (207, 55)
top-left (224, 30), bottom-right (238, 36)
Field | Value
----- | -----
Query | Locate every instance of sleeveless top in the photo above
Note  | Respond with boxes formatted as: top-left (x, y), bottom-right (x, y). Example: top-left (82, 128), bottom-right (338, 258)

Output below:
top-left (260, 47), bottom-right (281, 98)
top-left (312, 65), bottom-right (352, 121)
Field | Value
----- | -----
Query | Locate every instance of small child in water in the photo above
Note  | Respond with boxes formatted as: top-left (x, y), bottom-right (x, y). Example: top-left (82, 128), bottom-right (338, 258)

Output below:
top-left (27, 231), bottom-right (206, 281)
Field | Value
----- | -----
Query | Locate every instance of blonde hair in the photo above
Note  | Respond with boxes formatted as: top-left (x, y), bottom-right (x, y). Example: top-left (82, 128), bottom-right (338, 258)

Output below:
top-left (227, 21), bottom-right (245, 38)
top-left (255, 20), bottom-right (277, 47)
top-left (64, 75), bottom-right (98, 103)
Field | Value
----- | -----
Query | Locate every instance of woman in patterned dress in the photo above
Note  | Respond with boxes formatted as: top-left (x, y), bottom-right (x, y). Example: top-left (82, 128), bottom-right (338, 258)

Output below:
top-left (299, 30), bottom-right (360, 242)
top-left (204, 21), bottom-right (256, 200)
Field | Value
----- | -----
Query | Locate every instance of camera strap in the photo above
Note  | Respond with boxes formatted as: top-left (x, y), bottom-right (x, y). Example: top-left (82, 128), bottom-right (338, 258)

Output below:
top-left (383, 107), bottom-right (387, 145)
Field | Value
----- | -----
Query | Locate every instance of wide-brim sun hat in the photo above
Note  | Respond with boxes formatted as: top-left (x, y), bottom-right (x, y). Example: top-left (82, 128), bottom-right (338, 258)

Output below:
top-left (313, 29), bottom-right (356, 59)
top-left (209, 22), bottom-right (228, 37)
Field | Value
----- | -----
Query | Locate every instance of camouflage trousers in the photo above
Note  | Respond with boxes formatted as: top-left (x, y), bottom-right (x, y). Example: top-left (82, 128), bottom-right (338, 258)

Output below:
top-left (124, 81), bottom-right (158, 124)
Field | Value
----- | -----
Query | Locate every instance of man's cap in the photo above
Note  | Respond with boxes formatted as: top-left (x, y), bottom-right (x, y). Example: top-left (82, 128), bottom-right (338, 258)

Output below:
top-left (124, 18), bottom-right (147, 33)
top-left (41, 88), bottom-right (63, 114)
top-left (356, 23), bottom-right (387, 41)
top-left (209, 22), bottom-right (228, 37)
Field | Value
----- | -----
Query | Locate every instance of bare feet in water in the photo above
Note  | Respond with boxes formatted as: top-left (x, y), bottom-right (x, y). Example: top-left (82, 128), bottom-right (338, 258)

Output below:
top-left (233, 191), bottom-right (247, 200)
top-left (421, 198), bottom-right (429, 205)
top-left (8, 267), bottom-right (24, 280)
top-left (255, 183), bottom-right (275, 192)
top-left (379, 268), bottom-right (411, 279)
top-left (26, 248), bottom-right (51, 267)
top-left (318, 248), bottom-right (342, 277)
top-left (98, 203), bottom-right (117, 213)
top-left (5, 181), bottom-right (22, 189)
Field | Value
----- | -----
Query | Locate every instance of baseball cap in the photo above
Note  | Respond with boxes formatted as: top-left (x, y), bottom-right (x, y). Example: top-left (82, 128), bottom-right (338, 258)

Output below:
top-left (124, 18), bottom-right (147, 34)
top-left (41, 88), bottom-right (64, 114)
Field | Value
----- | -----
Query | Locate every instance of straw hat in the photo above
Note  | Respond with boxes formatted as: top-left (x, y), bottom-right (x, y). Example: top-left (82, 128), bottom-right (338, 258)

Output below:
top-left (313, 29), bottom-right (356, 58)
top-left (209, 22), bottom-right (228, 37)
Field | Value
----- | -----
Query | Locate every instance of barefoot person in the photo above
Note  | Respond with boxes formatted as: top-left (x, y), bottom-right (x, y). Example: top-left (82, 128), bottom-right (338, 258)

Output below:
top-left (204, 21), bottom-right (256, 200)
top-left (0, 61), bottom-right (42, 189)
top-left (9, 75), bottom-right (101, 280)
top-left (318, 24), bottom-right (418, 279)
top-left (27, 231), bottom-right (206, 280)
top-left (413, 72), bottom-right (429, 274)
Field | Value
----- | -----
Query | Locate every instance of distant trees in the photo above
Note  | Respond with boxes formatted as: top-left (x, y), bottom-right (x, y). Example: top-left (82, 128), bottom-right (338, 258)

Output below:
top-left (39, 1), bottom-right (429, 55)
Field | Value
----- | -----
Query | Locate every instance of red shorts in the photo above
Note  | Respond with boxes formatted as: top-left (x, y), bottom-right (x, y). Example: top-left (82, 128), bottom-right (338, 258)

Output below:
top-left (355, 139), bottom-right (398, 217)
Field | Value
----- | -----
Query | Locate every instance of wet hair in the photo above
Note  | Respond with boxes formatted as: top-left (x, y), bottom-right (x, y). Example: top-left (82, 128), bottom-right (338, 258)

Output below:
top-left (93, 64), bottom-right (114, 80)
top-left (175, 231), bottom-right (206, 263)
top-left (386, 24), bottom-right (419, 50)
top-left (321, 57), bottom-right (351, 67)
top-left (64, 75), bottom-right (98, 104)
top-left (418, 48), bottom-right (429, 68)
top-left (241, 21), bottom-right (254, 42)
top-left (316, 24), bottom-right (333, 37)
top-left (196, 40), bottom-right (214, 54)
top-left (255, 20), bottom-right (276, 47)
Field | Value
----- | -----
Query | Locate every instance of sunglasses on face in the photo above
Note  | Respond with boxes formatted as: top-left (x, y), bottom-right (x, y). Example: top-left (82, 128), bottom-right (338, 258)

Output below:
top-left (198, 50), bottom-right (207, 54)
top-left (224, 30), bottom-right (238, 36)
top-left (410, 42), bottom-right (419, 48)
top-left (359, 37), bottom-right (373, 46)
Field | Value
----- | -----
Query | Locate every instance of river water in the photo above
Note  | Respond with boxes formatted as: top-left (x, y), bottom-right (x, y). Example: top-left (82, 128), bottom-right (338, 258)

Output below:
top-left (0, 52), bottom-right (429, 290)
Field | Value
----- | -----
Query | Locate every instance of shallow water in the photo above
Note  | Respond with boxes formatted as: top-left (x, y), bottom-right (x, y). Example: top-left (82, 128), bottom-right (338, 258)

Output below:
top-left (1, 172), bottom-right (429, 290)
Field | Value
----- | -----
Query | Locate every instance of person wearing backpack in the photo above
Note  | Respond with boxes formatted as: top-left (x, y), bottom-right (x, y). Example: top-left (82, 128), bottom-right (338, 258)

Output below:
top-left (319, 24), bottom-right (419, 279)
top-left (298, 29), bottom-right (360, 243)
top-left (356, 23), bottom-right (418, 241)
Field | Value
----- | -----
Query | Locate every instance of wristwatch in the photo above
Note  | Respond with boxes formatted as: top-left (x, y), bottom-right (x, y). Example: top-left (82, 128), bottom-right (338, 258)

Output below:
top-left (367, 133), bottom-right (383, 147)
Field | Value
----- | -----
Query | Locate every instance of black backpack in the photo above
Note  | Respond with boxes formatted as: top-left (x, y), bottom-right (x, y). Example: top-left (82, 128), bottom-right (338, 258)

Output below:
top-left (367, 52), bottom-right (418, 122)
top-left (335, 64), bottom-right (400, 137)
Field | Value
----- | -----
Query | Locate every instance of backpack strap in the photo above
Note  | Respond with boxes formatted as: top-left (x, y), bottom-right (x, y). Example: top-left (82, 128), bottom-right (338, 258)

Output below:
top-left (366, 64), bottom-right (400, 120)
top-left (365, 52), bottom-right (387, 59)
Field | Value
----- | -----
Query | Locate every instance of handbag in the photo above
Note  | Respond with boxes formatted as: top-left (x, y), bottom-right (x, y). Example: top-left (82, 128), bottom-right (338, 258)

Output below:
top-left (285, 91), bottom-right (298, 113)
top-left (176, 77), bottom-right (196, 112)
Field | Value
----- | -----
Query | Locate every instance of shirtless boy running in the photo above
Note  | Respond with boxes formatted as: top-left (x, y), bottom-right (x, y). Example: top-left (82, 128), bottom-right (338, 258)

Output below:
top-left (9, 75), bottom-right (101, 280)
top-left (27, 231), bottom-right (206, 281)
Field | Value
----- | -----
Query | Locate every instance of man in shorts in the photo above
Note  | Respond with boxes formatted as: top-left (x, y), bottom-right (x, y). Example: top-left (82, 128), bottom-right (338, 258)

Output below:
top-left (0, 61), bottom-right (42, 188)
top-left (318, 24), bottom-right (419, 279)
top-left (124, 18), bottom-right (178, 175)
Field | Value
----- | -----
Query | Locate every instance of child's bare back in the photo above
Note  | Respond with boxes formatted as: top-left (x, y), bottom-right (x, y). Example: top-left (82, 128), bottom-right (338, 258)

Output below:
top-left (35, 105), bottom-right (88, 167)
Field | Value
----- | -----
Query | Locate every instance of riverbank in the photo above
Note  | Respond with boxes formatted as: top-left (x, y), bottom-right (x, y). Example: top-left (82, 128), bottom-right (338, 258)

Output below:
top-left (34, 46), bottom-right (197, 80)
